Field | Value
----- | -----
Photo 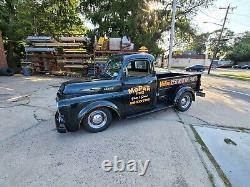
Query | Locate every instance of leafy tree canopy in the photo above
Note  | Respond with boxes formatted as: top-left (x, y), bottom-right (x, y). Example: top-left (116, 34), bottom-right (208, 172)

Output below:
top-left (80, 0), bottom-right (214, 55)
top-left (0, 0), bottom-right (86, 40)
top-left (0, 0), bottom-right (86, 66)
top-left (186, 32), bottom-right (210, 54)
top-left (186, 29), bottom-right (234, 58)
top-left (208, 28), bottom-right (234, 59)
top-left (226, 32), bottom-right (250, 62)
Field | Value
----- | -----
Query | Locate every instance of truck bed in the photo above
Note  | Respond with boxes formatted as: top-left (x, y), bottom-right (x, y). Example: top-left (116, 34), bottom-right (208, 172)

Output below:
top-left (156, 72), bottom-right (201, 97)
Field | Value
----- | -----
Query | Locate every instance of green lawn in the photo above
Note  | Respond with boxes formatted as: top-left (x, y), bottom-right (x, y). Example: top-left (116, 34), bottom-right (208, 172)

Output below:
top-left (210, 70), bottom-right (250, 81)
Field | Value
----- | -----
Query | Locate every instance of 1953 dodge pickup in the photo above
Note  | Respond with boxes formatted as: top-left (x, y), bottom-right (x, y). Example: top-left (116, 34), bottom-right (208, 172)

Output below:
top-left (55, 53), bottom-right (205, 133)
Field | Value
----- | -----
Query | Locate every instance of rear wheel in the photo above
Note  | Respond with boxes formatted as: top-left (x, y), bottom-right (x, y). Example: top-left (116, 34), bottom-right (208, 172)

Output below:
top-left (83, 108), bottom-right (112, 133)
top-left (176, 92), bottom-right (192, 112)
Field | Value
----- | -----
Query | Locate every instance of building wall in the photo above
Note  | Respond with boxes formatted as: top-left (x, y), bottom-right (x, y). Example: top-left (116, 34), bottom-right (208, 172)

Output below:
top-left (171, 58), bottom-right (211, 68)
top-left (0, 31), bottom-right (8, 68)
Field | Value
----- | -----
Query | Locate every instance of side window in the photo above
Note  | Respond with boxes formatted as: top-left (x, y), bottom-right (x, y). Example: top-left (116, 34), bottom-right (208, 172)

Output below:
top-left (127, 59), bottom-right (151, 78)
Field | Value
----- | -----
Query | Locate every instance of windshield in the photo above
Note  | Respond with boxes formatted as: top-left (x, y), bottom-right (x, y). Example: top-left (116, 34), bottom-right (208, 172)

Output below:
top-left (101, 56), bottom-right (123, 79)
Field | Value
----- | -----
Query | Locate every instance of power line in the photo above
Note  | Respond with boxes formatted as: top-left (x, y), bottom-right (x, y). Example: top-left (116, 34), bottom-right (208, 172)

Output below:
top-left (199, 10), bottom-right (223, 21)
top-left (208, 4), bottom-right (235, 74)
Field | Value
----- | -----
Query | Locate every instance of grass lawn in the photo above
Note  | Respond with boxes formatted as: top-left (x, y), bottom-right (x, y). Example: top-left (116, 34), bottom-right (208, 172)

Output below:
top-left (210, 69), bottom-right (250, 81)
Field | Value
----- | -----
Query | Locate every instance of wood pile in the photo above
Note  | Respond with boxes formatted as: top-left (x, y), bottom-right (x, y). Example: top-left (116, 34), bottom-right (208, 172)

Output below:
top-left (24, 35), bottom-right (141, 77)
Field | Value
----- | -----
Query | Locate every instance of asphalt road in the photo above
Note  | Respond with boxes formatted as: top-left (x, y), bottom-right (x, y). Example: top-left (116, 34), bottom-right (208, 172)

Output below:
top-left (179, 75), bottom-right (250, 129)
top-left (0, 75), bottom-right (249, 186)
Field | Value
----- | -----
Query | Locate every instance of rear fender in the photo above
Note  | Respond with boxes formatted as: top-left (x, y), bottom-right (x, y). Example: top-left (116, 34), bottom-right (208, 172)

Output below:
top-left (174, 86), bottom-right (195, 105)
top-left (76, 101), bottom-right (121, 125)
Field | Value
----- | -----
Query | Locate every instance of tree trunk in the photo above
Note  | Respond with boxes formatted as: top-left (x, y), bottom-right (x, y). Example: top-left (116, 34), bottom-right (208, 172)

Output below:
top-left (0, 31), bottom-right (8, 68)
top-left (7, 41), bottom-right (15, 69)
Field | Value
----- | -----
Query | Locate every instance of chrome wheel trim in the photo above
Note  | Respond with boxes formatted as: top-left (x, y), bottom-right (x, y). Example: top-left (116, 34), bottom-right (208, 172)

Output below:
top-left (88, 110), bottom-right (107, 129)
top-left (180, 95), bottom-right (191, 109)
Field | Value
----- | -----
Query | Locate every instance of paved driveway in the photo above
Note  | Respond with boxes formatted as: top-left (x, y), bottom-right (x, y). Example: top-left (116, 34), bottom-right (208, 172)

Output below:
top-left (0, 75), bottom-right (211, 186)
top-left (1, 74), bottom-right (249, 186)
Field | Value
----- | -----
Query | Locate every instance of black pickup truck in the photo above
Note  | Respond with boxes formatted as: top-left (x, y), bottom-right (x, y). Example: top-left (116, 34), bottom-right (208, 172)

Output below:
top-left (55, 53), bottom-right (205, 133)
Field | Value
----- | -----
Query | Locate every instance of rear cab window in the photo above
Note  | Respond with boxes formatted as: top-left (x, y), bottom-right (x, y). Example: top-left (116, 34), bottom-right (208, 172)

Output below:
top-left (127, 59), bottom-right (151, 78)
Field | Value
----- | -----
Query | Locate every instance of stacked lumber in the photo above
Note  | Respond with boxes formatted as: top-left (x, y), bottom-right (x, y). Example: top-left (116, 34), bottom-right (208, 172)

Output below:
top-left (25, 36), bottom-right (92, 74)
top-left (24, 35), bottom-right (145, 77)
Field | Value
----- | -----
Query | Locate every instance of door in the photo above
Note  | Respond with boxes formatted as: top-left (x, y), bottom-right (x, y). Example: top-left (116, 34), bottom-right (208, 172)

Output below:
top-left (122, 59), bottom-right (157, 115)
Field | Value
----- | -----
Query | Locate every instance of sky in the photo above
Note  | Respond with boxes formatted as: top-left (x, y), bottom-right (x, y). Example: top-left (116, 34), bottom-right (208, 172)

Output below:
top-left (83, 0), bottom-right (250, 34)
top-left (82, 0), bottom-right (250, 51)
top-left (194, 0), bottom-right (250, 34)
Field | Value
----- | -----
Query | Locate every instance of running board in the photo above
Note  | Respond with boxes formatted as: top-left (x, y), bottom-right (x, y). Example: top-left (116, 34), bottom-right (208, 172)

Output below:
top-left (126, 104), bottom-right (173, 119)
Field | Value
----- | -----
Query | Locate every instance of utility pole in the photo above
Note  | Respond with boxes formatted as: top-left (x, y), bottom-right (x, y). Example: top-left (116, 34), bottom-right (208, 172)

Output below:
top-left (208, 4), bottom-right (236, 74)
top-left (168, 0), bottom-right (177, 71)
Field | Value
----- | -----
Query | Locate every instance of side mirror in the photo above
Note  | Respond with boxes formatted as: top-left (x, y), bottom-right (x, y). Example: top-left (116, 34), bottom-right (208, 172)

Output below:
top-left (123, 68), bottom-right (128, 77)
top-left (152, 70), bottom-right (156, 76)
top-left (121, 68), bottom-right (128, 81)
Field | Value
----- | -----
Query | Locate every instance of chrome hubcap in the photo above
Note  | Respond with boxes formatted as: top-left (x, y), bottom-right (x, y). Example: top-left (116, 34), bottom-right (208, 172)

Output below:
top-left (180, 96), bottom-right (191, 108)
top-left (88, 110), bottom-right (107, 129)
top-left (92, 114), bottom-right (103, 124)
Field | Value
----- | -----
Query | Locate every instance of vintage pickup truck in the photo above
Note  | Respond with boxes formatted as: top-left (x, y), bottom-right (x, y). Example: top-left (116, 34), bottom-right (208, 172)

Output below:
top-left (55, 53), bottom-right (205, 133)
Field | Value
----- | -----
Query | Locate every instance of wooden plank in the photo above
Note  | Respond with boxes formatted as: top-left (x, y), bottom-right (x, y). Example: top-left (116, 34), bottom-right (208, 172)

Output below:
top-left (94, 50), bottom-right (139, 54)
top-left (33, 43), bottom-right (81, 47)
top-left (27, 54), bottom-right (56, 58)
top-left (63, 59), bottom-right (83, 62)
top-left (27, 53), bottom-right (92, 58)
top-left (62, 54), bottom-right (93, 58)
top-left (59, 36), bottom-right (88, 42)
top-left (64, 65), bottom-right (84, 68)
top-left (63, 48), bottom-right (87, 53)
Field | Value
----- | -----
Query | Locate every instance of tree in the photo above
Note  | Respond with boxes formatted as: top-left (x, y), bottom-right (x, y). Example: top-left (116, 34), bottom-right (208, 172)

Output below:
top-left (80, 0), bottom-right (214, 56)
top-left (226, 32), bottom-right (250, 62)
top-left (0, 0), bottom-right (86, 68)
top-left (186, 32), bottom-right (210, 54)
top-left (207, 29), bottom-right (234, 59)
top-left (186, 29), bottom-right (234, 57)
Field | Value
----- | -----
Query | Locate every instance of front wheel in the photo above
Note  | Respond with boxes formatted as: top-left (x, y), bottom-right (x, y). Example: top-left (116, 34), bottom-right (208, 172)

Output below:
top-left (176, 92), bottom-right (193, 112)
top-left (83, 108), bottom-right (112, 133)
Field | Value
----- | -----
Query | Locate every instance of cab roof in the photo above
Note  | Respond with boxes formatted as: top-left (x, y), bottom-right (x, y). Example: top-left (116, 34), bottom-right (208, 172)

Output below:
top-left (110, 53), bottom-right (155, 62)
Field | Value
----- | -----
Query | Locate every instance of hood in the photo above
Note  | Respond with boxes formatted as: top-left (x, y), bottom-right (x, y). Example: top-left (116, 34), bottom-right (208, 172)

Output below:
top-left (59, 78), bottom-right (121, 96)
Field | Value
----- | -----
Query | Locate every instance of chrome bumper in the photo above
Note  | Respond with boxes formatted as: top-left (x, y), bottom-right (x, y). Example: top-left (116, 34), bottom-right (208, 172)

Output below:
top-left (55, 111), bottom-right (67, 133)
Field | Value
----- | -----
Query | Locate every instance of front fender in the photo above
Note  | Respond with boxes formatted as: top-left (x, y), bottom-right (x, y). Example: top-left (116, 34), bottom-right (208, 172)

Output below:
top-left (174, 86), bottom-right (195, 105)
top-left (76, 100), bottom-right (121, 125)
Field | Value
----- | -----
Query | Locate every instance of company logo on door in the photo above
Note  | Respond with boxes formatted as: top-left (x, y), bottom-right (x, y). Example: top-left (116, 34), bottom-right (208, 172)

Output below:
top-left (128, 85), bottom-right (151, 105)
top-left (128, 85), bottom-right (151, 95)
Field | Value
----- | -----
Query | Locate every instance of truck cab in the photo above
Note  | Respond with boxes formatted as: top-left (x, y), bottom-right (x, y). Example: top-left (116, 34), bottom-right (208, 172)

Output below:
top-left (55, 53), bottom-right (205, 133)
